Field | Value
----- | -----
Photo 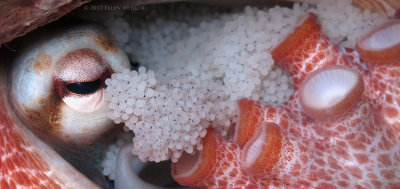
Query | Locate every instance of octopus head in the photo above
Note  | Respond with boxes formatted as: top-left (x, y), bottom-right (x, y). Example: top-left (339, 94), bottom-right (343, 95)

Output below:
top-left (9, 24), bottom-right (130, 146)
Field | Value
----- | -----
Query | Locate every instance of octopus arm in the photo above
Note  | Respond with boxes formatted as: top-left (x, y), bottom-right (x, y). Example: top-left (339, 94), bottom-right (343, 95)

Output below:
top-left (0, 66), bottom-right (99, 188)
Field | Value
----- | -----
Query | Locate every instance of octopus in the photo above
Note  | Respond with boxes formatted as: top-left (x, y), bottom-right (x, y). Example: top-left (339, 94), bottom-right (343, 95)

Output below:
top-left (0, 24), bottom-right (130, 188)
top-left (171, 13), bottom-right (400, 188)
top-left (1, 1), bottom-right (400, 189)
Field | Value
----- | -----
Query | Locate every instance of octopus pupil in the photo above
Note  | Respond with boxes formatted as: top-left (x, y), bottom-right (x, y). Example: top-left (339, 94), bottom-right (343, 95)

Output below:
top-left (66, 79), bottom-right (101, 95)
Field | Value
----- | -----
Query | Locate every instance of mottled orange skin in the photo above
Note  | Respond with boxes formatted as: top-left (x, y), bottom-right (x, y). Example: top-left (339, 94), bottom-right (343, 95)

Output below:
top-left (0, 53), bottom-right (99, 188)
top-left (0, 97), bottom-right (62, 189)
top-left (0, 90), bottom-right (100, 188)
top-left (173, 13), bottom-right (400, 188)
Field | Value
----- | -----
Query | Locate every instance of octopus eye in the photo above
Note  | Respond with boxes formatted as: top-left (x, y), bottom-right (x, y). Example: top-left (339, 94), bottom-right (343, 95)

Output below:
top-left (66, 80), bottom-right (101, 95)
top-left (9, 24), bottom-right (130, 145)
top-left (53, 48), bottom-right (113, 113)
top-left (299, 65), bottom-right (364, 120)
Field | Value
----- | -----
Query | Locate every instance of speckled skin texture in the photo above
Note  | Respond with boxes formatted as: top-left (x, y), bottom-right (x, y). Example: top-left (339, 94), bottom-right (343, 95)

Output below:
top-left (0, 77), bottom-right (100, 188)
top-left (172, 13), bottom-right (400, 188)
top-left (0, 96), bottom-right (64, 188)
top-left (0, 48), bottom-right (100, 188)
